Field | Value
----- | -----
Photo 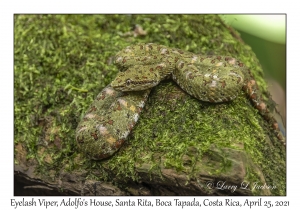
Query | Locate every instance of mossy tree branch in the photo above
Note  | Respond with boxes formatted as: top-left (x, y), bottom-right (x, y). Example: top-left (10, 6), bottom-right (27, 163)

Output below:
top-left (14, 14), bottom-right (285, 196)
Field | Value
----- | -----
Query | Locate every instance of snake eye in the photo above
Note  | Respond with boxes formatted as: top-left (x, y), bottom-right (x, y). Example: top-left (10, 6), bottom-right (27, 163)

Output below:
top-left (126, 79), bottom-right (131, 86)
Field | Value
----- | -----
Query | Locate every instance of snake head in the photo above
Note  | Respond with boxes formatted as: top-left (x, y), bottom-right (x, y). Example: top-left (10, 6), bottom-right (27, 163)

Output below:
top-left (111, 70), bottom-right (159, 91)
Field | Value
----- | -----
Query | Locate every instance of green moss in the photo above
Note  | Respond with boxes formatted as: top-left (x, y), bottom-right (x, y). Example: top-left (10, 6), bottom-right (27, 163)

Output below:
top-left (14, 14), bottom-right (285, 195)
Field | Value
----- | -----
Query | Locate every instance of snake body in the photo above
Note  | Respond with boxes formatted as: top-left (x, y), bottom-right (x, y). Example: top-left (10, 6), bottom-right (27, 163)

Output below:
top-left (76, 43), bottom-right (285, 160)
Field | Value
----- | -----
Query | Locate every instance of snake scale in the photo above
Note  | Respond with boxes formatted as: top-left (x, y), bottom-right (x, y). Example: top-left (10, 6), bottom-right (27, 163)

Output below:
top-left (76, 43), bottom-right (285, 160)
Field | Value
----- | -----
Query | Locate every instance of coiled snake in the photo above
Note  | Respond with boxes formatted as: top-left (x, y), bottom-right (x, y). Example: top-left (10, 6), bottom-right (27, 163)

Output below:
top-left (76, 43), bottom-right (285, 160)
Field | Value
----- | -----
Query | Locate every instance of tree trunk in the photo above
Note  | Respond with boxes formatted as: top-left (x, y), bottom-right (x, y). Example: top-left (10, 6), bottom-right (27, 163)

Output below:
top-left (14, 14), bottom-right (286, 196)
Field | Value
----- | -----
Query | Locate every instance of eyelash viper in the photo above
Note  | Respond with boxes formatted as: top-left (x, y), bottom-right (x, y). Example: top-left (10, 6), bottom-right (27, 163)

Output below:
top-left (76, 43), bottom-right (285, 160)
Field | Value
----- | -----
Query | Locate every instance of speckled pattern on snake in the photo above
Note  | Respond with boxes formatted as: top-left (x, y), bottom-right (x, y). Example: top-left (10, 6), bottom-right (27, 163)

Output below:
top-left (76, 43), bottom-right (285, 160)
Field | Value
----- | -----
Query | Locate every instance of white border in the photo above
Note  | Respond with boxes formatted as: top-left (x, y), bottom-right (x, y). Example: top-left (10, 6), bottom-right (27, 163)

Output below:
top-left (1, 0), bottom-right (298, 209)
